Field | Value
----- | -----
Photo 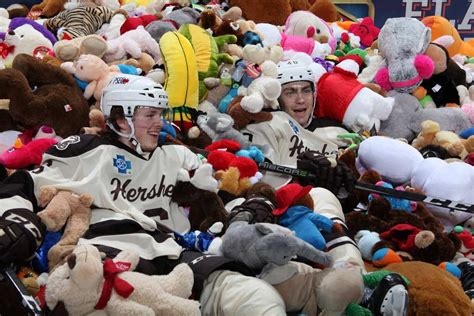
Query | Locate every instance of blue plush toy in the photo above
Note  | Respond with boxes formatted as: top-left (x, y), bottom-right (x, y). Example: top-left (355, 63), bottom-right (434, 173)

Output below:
top-left (236, 146), bottom-right (265, 163)
top-left (31, 231), bottom-right (62, 273)
top-left (159, 119), bottom-right (177, 145)
top-left (368, 181), bottom-right (416, 212)
top-left (278, 205), bottom-right (333, 250)
top-left (460, 127), bottom-right (474, 139)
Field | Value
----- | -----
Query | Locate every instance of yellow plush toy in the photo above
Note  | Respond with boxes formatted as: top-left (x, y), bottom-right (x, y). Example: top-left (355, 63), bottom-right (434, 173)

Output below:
top-left (159, 31), bottom-right (199, 133)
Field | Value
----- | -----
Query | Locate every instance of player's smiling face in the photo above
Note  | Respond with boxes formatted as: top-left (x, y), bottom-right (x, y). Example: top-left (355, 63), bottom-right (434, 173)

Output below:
top-left (279, 81), bottom-right (314, 126)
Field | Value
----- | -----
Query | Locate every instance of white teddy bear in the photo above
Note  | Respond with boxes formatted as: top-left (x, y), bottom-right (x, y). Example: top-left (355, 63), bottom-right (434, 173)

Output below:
top-left (45, 244), bottom-right (201, 316)
top-left (238, 60), bottom-right (282, 113)
top-left (1, 23), bottom-right (54, 67)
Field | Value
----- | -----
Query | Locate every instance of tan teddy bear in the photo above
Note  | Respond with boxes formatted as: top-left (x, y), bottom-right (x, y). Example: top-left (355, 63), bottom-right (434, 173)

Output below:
top-left (37, 186), bottom-right (93, 269)
top-left (412, 120), bottom-right (469, 158)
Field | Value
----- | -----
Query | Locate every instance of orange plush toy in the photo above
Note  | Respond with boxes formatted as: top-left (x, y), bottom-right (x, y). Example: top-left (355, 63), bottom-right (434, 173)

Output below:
top-left (422, 16), bottom-right (474, 57)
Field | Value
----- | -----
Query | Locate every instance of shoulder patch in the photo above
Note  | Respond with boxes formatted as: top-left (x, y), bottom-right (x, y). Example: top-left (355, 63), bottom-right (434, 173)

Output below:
top-left (55, 135), bottom-right (81, 150)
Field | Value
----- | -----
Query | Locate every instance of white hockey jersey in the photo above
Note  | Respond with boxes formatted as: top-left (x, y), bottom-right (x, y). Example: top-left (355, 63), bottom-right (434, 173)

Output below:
top-left (28, 134), bottom-right (201, 259)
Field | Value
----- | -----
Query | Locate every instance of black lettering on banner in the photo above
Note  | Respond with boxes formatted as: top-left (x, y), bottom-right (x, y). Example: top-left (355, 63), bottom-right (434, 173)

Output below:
top-left (289, 135), bottom-right (337, 158)
top-left (5, 213), bottom-right (42, 246)
top-left (110, 176), bottom-right (175, 202)
top-left (31, 159), bottom-right (53, 174)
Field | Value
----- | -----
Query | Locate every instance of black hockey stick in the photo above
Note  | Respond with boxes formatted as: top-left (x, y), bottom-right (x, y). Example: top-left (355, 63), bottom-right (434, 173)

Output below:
top-left (0, 265), bottom-right (42, 316)
top-left (257, 161), bottom-right (474, 214)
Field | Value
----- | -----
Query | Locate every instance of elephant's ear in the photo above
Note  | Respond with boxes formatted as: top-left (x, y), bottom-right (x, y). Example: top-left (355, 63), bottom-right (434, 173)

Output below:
top-left (255, 223), bottom-right (274, 235)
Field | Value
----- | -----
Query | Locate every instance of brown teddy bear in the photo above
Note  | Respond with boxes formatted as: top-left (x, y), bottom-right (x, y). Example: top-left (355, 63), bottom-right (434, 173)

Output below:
top-left (346, 192), bottom-right (461, 265)
top-left (31, 0), bottom-right (67, 17)
top-left (0, 54), bottom-right (89, 138)
top-left (37, 186), bottom-right (93, 270)
top-left (229, 0), bottom-right (338, 26)
top-left (385, 261), bottom-right (472, 316)
top-left (227, 96), bottom-right (273, 130)
top-left (171, 164), bottom-right (228, 232)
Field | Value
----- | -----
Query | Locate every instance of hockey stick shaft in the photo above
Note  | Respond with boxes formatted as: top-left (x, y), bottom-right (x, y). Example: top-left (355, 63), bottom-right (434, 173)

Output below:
top-left (257, 161), bottom-right (474, 214)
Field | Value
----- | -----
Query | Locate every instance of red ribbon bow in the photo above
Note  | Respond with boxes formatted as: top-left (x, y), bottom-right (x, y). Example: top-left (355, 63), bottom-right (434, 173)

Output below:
top-left (0, 42), bottom-right (15, 59)
top-left (95, 259), bottom-right (134, 310)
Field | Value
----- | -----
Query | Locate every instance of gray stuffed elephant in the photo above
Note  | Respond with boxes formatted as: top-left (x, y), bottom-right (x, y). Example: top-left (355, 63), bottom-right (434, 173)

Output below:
top-left (221, 221), bottom-right (332, 273)
top-left (380, 91), bottom-right (471, 142)
top-left (375, 17), bottom-right (434, 93)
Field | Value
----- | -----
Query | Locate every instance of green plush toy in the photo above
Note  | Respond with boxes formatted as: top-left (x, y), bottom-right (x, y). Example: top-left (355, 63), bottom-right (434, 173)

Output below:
top-left (179, 24), bottom-right (237, 102)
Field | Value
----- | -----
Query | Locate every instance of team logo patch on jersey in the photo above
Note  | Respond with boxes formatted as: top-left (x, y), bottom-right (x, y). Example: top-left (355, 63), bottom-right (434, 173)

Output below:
top-left (113, 154), bottom-right (132, 175)
top-left (288, 119), bottom-right (300, 134)
top-left (55, 135), bottom-right (80, 150)
top-left (112, 77), bottom-right (130, 85)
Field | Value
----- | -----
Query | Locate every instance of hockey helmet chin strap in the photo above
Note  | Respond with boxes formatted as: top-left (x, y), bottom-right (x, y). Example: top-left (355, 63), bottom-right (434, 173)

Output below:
top-left (107, 117), bottom-right (144, 155)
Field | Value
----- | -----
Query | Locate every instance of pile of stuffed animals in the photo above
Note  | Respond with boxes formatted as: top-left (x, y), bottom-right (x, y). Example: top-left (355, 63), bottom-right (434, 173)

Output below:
top-left (1, 0), bottom-right (474, 315)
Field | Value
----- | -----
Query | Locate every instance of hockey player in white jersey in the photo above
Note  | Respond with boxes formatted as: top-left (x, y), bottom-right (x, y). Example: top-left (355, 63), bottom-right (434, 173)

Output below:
top-left (0, 74), bottom-right (287, 315)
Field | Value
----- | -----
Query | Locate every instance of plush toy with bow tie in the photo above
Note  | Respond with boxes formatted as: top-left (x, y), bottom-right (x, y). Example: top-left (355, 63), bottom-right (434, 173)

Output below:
top-left (45, 244), bottom-right (201, 315)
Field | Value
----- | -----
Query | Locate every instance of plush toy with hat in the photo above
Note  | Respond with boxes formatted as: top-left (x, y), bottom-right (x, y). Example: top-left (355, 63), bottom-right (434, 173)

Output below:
top-left (37, 186), bottom-right (93, 269)
top-left (273, 183), bottom-right (335, 250)
top-left (45, 244), bottom-right (201, 315)
top-left (379, 91), bottom-right (471, 142)
top-left (375, 17), bottom-right (435, 94)
top-left (453, 225), bottom-right (474, 261)
top-left (315, 59), bottom-right (395, 132)
top-left (172, 163), bottom-right (228, 232)
top-left (0, 54), bottom-right (89, 138)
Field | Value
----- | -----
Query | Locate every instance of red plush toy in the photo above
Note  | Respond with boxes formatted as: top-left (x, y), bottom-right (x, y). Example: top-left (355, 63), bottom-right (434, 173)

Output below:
top-left (120, 15), bottom-right (159, 34)
top-left (0, 138), bottom-right (57, 169)
top-left (348, 17), bottom-right (380, 47)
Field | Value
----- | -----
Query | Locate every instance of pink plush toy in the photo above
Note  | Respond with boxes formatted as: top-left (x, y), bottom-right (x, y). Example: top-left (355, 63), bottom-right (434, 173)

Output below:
top-left (458, 85), bottom-right (474, 124)
top-left (103, 25), bottom-right (161, 63)
top-left (61, 54), bottom-right (120, 103)
top-left (280, 32), bottom-right (332, 59)
top-left (0, 138), bottom-right (57, 169)
top-left (284, 11), bottom-right (336, 53)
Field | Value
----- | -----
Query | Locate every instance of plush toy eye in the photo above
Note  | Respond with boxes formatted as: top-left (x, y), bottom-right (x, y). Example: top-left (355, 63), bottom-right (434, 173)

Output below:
top-left (20, 35), bottom-right (24, 38)
top-left (80, 66), bottom-right (84, 70)
top-left (316, 29), bottom-right (321, 34)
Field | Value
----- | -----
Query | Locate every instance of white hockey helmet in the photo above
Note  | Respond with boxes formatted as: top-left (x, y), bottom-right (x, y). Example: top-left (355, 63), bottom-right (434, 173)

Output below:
top-left (277, 58), bottom-right (315, 87)
top-left (101, 74), bottom-right (168, 120)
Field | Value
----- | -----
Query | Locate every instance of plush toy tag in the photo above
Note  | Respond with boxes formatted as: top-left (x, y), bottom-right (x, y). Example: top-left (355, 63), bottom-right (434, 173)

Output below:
top-left (64, 104), bottom-right (72, 112)
top-left (432, 84), bottom-right (442, 93)
top-left (27, 10), bottom-right (42, 20)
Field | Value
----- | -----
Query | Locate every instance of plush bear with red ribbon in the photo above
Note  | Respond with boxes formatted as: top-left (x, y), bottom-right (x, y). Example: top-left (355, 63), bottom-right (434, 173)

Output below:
top-left (45, 244), bottom-right (201, 315)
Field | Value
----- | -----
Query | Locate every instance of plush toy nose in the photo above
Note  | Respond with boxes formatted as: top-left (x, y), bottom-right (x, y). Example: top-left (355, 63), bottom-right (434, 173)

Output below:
top-left (8, 30), bottom-right (15, 36)
top-left (67, 254), bottom-right (77, 269)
